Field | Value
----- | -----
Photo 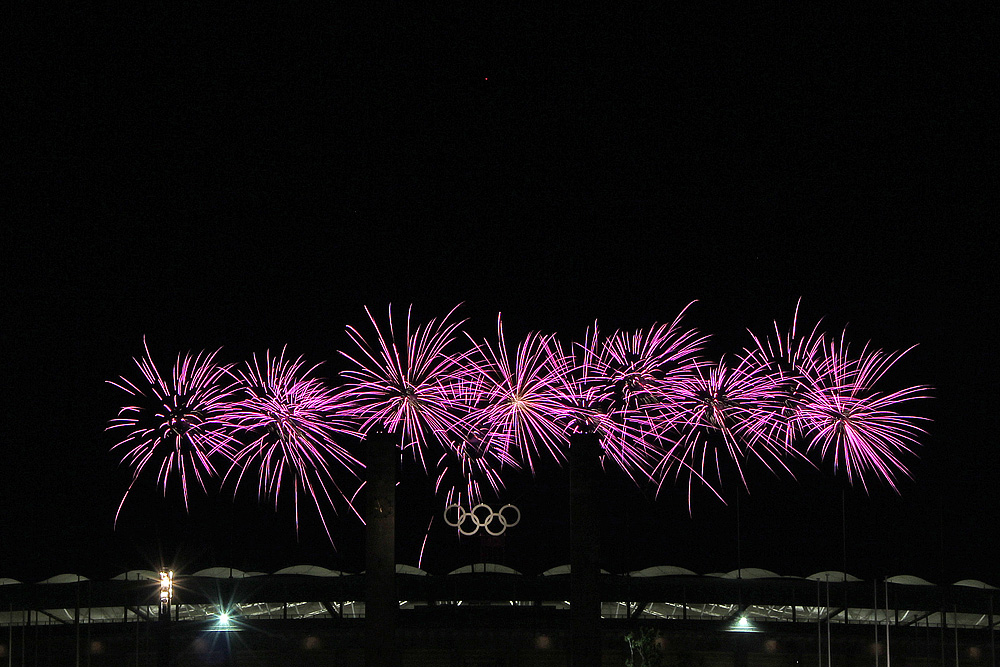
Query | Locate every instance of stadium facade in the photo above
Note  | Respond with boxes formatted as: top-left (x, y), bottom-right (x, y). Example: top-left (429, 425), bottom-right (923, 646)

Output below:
top-left (0, 565), bottom-right (996, 665)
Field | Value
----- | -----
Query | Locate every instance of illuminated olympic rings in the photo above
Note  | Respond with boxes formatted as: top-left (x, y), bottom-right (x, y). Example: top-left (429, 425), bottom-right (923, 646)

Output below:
top-left (443, 503), bottom-right (521, 536)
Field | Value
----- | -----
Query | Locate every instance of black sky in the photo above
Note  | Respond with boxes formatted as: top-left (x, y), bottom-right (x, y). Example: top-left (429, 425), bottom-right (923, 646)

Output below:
top-left (5, 6), bottom-right (996, 585)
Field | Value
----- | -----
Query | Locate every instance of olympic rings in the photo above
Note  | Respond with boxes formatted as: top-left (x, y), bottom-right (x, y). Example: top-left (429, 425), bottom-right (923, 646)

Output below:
top-left (444, 503), bottom-right (521, 536)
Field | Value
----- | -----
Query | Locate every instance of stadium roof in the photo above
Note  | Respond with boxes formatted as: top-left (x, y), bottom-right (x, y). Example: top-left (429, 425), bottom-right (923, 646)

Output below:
top-left (3, 564), bottom-right (994, 588)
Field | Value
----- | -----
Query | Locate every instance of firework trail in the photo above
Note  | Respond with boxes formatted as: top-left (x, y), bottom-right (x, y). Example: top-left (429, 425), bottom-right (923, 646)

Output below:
top-left (745, 299), bottom-right (827, 382)
top-left (107, 338), bottom-right (236, 522)
top-left (433, 435), bottom-right (513, 508)
top-left (338, 304), bottom-right (470, 469)
top-left (435, 368), bottom-right (520, 505)
top-left (419, 429), bottom-right (520, 568)
top-left (419, 323), bottom-right (538, 568)
top-left (224, 348), bottom-right (364, 541)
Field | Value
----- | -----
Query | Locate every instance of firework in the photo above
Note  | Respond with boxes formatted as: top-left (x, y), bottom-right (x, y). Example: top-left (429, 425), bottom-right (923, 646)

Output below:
top-left (583, 303), bottom-right (707, 409)
top-left (566, 303), bottom-right (708, 484)
top-left (654, 355), bottom-right (791, 504)
top-left (338, 304), bottom-right (470, 468)
top-left (461, 315), bottom-right (574, 473)
top-left (743, 299), bottom-right (828, 448)
top-left (225, 348), bottom-right (364, 539)
top-left (792, 332), bottom-right (929, 492)
top-left (107, 338), bottom-right (236, 521)
top-left (745, 302), bottom-right (929, 492)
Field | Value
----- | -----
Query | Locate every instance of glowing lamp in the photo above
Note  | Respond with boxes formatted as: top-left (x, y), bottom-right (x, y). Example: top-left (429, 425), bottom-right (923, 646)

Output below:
top-left (159, 570), bottom-right (173, 617)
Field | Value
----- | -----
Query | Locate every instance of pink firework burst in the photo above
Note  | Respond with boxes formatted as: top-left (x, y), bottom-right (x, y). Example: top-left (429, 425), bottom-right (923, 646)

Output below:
top-left (584, 303), bottom-right (707, 411)
top-left (655, 355), bottom-right (791, 504)
top-left (107, 338), bottom-right (237, 521)
top-left (338, 304), bottom-right (470, 468)
top-left (225, 349), bottom-right (364, 540)
top-left (743, 299), bottom-right (828, 448)
top-left (462, 315), bottom-right (574, 473)
top-left (793, 332), bottom-right (929, 492)
top-left (568, 303), bottom-right (708, 483)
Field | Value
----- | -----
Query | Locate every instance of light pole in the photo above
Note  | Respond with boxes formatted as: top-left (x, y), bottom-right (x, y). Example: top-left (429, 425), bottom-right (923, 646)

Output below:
top-left (157, 570), bottom-right (173, 667)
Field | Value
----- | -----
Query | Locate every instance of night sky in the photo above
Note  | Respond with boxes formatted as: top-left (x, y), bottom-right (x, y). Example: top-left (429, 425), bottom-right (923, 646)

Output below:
top-left (6, 6), bottom-right (995, 586)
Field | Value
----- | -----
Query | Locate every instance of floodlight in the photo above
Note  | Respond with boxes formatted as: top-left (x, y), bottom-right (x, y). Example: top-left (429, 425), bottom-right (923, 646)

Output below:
top-left (159, 570), bottom-right (173, 617)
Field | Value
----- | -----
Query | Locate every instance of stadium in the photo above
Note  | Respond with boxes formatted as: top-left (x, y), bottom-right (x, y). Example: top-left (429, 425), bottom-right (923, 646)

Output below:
top-left (1, 563), bottom-right (996, 665)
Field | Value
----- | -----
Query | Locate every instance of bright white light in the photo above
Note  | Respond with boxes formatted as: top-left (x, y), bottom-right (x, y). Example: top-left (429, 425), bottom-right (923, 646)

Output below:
top-left (731, 614), bottom-right (757, 633)
top-left (219, 612), bottom-right (230, 624)
top-left (159, 570), bottom-right (173, 603)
